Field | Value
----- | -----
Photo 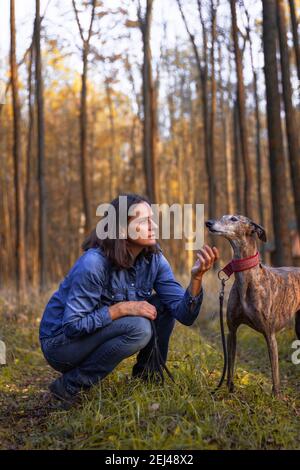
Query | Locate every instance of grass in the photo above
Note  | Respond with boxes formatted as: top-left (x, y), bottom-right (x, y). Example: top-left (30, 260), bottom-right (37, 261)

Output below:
top-left (0, 275), bottom-right (300, 450)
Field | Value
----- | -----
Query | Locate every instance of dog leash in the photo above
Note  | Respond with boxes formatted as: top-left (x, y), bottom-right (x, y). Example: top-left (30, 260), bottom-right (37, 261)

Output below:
top-left (213, 252), bottom-right (260, 392)
top-left (213, 273), bottom-right (229, 392)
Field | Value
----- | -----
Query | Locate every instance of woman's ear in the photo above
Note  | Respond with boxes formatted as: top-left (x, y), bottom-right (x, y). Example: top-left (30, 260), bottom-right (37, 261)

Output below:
top-left (250, 221), bottom-right (267, 242)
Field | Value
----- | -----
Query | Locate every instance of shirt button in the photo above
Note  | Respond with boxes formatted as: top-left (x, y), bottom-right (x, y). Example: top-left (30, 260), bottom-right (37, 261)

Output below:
top-left (131, 283), bottom-right (135, 287)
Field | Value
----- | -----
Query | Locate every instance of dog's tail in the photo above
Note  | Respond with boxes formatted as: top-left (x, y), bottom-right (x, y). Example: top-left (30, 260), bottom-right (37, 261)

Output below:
top-left (295, 311), bottom-right (300, 340)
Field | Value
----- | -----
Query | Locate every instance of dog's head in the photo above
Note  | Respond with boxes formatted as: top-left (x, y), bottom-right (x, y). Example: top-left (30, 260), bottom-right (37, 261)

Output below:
top-left (205, 215), bottom-right (267, 243)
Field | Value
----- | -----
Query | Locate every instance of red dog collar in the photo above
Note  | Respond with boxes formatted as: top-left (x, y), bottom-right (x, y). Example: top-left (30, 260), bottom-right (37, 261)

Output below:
top-left (219, 251), bottom-right (260, 279)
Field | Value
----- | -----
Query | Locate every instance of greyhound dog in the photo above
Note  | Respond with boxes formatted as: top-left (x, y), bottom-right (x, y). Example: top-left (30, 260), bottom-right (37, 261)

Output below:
top-left (205, 215), bottom-right (300, 396)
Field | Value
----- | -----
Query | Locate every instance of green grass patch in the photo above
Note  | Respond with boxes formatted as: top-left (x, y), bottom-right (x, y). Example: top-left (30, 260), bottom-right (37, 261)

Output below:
top-left (0, 289), bottom-right (300, 450)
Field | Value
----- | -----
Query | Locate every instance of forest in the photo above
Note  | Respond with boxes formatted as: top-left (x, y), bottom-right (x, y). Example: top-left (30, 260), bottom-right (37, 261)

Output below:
top-left (0, 0), bottom-right (299, 298)
top-left (0, 0), bottom-right (300, 452)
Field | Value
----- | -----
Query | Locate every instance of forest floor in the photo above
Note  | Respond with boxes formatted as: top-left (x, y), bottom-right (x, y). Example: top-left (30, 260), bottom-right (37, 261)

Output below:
top-left (1, 278), bottom-right (300, 450)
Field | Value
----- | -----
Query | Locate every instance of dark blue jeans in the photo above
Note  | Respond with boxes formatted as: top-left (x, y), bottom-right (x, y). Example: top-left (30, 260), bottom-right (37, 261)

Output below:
top-left (40, 294), bottom-right (175, 395)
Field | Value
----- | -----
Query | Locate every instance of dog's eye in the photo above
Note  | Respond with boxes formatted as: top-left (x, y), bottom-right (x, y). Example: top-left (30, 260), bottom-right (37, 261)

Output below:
top-left (230, 216), bottom-right (238, 222)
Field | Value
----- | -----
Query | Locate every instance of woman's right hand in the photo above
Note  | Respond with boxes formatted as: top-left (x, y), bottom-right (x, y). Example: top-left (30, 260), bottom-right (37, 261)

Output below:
top-left (108, 301), bottom-right (157, 321)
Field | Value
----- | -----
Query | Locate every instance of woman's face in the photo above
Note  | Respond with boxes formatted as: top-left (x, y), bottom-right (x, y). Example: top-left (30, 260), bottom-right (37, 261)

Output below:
top-left (127, 202), bottom-right (158, 247)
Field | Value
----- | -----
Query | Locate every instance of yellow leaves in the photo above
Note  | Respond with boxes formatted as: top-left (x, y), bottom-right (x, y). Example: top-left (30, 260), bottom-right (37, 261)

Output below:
top-left (45, 46), bottom-right (72, 75)
top-left (240, 372), bottom-right (251, 385)
top-left (45, 77), bottom-right (81, 112)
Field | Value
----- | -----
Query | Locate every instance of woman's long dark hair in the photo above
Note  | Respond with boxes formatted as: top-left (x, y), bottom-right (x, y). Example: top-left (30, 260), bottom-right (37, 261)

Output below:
top-left (82, 193), bottom-right (161, 269)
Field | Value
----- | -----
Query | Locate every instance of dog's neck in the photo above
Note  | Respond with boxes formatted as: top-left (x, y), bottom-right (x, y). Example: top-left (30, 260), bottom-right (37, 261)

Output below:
top-left (228, 236), bottom-right (260, 305)
top-left (229, 236), bottom-right (258, 260)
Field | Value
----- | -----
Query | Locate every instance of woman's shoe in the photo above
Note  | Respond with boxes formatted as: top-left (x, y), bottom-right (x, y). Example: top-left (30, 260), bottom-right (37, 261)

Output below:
top-left (49, 376), bottom-right (80, 408)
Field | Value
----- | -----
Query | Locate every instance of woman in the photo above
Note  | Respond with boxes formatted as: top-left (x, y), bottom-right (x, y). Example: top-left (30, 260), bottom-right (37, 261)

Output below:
top-left (40, 193), bottom-right (219, 406)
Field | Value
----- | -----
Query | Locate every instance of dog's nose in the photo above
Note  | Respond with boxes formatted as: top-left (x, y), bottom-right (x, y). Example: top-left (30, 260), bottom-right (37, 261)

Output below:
top-left (205, 219), bottom-right (215, 228)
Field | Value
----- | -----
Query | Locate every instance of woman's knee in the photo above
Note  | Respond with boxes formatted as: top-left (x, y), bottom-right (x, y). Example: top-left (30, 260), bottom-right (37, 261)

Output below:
top-left (126, 317), bottom-right (152, 349)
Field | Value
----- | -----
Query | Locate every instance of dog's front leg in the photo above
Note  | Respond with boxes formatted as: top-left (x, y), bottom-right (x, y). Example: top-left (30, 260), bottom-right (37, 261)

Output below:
top-left (265, 332), bottom-right (280, 396)
top-left (227, 327), bottom-right (237, 392)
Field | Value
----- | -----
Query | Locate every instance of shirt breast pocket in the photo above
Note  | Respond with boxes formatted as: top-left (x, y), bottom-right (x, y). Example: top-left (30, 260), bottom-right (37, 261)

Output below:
top-left (136, 286), bottom-right (153, 300)
top-left (101, 288), bottom-right (126, 304)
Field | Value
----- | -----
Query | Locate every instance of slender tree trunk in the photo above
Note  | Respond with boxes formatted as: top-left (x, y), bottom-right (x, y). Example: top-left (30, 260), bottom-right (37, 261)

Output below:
top-left (277, 0), bottom-right (300, 233)
top-left (288, 0), bottom-right (300, 83)
top-left (104, 80), bottom-right (116, 200)
top-left (10, 0), bottom-right (26, 299)
top-left (209, 0), bottom-right (217, 218)
top-left (124, 54), bottom-right (142, 192)
top-left (230, 0), bottom-right (256, 219)
top-left (245, 9), bottom-right (266, 259)
top-left (80, 48), bottom-right (93, 232)
top-left (25, 34), bottom-right (37, 287)
top-left (72, 0), bottom-right (96, 233)
top-left (233, 99), bottom-right (243, 214)
top-left (197, 1), bottom-right (211, 213)
top-left (177, 0), bottom-right (215, 220)
top-left (198, 1), bottom-right (214, 219)
top-left (35, 0), bottom-right (47, 290)
top-left (152, 65), bottom-right (159, 202)
top-left (218, 41), bottom-right (234, 215)
top-left (262, 0), bottom-right (292, 265)
top-left (0, 136), bottom-right (13, 285)
top-left (25, 41), bottom-right (34, 240)
top-left (139, 0), bottom-right (157, 203)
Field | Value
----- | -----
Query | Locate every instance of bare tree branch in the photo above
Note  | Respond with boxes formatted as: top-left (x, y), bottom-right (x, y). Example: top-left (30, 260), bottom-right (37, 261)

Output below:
top-left (72, 0), bottom-right (85, 43)
top-left (87, 0), bottom-right (97, 43)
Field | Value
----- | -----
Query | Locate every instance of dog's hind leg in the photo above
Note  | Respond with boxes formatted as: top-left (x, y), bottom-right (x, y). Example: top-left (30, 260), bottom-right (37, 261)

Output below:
top-left (227, 327), bottom-right (237, 393)
top-left (264, 332), bottom-right (280, 396)
top-left (295, 310), bottom-right (300, 340)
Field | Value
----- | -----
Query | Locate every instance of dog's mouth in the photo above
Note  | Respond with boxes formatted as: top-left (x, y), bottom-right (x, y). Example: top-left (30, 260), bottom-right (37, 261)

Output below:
top-left (207, 228), bottom-right (224, 235)
top-left (207, 227), bottom-right (235, 238)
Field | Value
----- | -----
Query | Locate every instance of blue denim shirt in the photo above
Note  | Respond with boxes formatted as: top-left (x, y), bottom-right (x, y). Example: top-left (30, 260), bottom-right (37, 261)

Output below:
top-left (39, 246), bottom-right (204, 340)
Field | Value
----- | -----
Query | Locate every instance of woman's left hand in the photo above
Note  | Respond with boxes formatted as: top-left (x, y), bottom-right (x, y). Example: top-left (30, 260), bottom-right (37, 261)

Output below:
top-left (191, 245), bottom-right (219, 280)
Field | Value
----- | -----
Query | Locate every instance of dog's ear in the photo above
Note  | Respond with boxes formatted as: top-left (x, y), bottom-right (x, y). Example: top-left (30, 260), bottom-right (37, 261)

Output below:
top-left (250, 221), bottom-right (267, 242)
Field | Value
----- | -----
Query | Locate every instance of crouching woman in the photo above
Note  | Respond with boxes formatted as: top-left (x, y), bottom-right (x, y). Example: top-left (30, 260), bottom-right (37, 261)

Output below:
top-left (39, 193), bottom-right (219, 405)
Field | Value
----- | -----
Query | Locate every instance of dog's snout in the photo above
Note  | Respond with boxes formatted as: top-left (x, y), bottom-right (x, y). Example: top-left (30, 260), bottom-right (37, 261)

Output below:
top-left (205, 219), bottom-right (215, 228)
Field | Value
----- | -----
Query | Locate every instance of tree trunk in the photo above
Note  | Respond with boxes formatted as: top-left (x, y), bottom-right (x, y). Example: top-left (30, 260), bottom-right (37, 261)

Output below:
top-left (10, 0), bottom-right (26, 299)
top-left (139, 0), bottom-right (157, 203)
top-left (72, 0), bottom-right (96, 233)
top-left (80, 48), bottom-right (93, 232)
top-left (288, 0), bottom-right (300, 83)
top-left (219, 41), bottom-right (235, 216)
top-left (277, 0), bottom-right (300, 233)
top-left (0, 132), bottom-right (13, 285)
top-left (230, 0), bottom-right (256, 220)
top-left (198, 1), bottom-right (214, 219)
top-left (245, 8), bottom-right (266, 259)
top-left (233, 99), bottom-right (243, 214)
top-left (177, 0), bottom-right (215, 220)
top-left (209, 0), bottom-right (217, 218)
top-left (35, 0), bottom-right (47, 290)
top-left (124, 55), bottom-right (141, 193)
top-left (25, 41), bottom-right (34, 241)
top-left (104, 79), bottom-right (116, 200)
top-left (262, 0), bottom-right (292, 265)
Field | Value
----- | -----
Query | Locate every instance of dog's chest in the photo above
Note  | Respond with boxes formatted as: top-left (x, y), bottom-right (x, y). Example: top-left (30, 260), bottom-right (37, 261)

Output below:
top-left (231, 272), bottom-right (299, 332)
